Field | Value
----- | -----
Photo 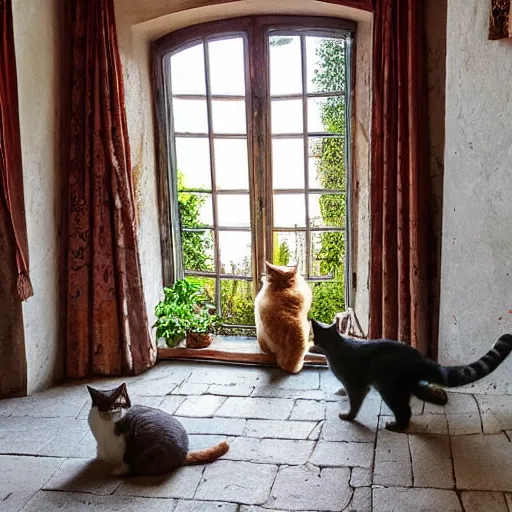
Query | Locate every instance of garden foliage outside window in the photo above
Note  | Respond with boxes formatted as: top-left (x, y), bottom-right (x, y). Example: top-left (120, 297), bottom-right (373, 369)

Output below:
top-left (154, 17), bottom-right (354, 336)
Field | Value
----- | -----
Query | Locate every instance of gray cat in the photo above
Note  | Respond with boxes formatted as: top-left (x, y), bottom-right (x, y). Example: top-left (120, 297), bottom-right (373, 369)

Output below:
top-left (311, 318), bottom-right (512, 431)
top-left (87, 383), bottom-right (229, 476)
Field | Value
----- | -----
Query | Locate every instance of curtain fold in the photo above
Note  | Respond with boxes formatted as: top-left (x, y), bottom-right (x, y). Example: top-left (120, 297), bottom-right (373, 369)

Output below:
top-left (369, 0), bottom-right (433, 356)
top-left (0, 0), bottom-right (33, 301)
top-left (0, 0), bottom-right (28, 397)
top-left (64, 0), bottom-right (155, 378)
top-left (0, 176), bottom-right (26, 397)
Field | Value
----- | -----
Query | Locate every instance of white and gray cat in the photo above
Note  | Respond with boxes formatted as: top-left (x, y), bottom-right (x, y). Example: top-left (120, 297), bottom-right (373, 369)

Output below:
top-left (87, 383), bottom-right (229, 476)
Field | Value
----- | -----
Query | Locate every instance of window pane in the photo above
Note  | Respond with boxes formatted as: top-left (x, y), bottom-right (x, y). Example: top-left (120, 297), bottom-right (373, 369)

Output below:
top-left (306, 36), bottom-right (345, 94)
top-left (185, 276), bottom-right (216, 305)
top-left (212, 100), bottom-right (247, 134)
top-left (269, 35), bottom-right (302, 96)
top-left (209, 37), bottom-right (245, 96)
top-left (309, 193), bottom-right (345, 228)
top-left (219, 231), bottom-right (251, 276)
top-left (170, 43), bottom-right (206, 95)
top-left (272, 139), bottom-right (304, 189)
top-left (309, 280), bottom-right (345, 324)
top-left (272, 231), bottom-right (306, 275)
top-left (271, 99), bottom-right (303, 134)
top-left (215, 139), bottom-right (249, 190)
top-left (309, 137), bottom-right (345, 190)
top-left (217, 194), bottom-right (250, 227)
top-left (220, 279), bottom-right (255, 325)
top-left (182, 230), bottom-right (215, 272)
top-left (273, 194), bottom-right (305, 228)
top-left (173, 99), bottom-right (208, 133)
top-left (175, 137), bottom-right (211, 190)
top-left (308, 96), bottom-right (345, 134)
top-left (178, 192), bottom-right (213, 228)
top-left (311, 231), bottom-right (345, 277)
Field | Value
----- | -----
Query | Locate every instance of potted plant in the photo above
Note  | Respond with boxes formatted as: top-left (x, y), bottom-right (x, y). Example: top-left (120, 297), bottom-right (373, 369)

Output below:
top-left (154, 279), bottom-right (220, 349)
top-left (185, 303), bottom-right (219, 349)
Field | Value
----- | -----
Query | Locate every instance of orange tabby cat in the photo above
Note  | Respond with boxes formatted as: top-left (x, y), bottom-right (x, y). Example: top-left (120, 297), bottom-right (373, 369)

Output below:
top-left (254, 262), bottom-right (313, 373)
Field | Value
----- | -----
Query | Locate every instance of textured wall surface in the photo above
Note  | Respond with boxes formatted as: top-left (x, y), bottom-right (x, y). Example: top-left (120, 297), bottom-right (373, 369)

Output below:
top-left (13, 0), bottom-right (62, 394)
top-left (439, 0), bottom-right (512, 393)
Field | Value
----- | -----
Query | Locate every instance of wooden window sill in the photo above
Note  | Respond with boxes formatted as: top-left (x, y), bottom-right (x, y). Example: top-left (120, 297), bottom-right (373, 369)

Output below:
top-left (158, 337), bottom-right (327, 367)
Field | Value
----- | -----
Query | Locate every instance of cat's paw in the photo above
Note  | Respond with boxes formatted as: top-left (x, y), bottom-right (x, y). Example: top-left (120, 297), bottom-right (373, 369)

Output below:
top-left (429, 386), bottom-right (448, 405)
top-left (384, 420), bottom-right (407, 432)
top-left (111, 463), bottom-right (129, 477)
top-left (339, 412), bottom-right (354, 422)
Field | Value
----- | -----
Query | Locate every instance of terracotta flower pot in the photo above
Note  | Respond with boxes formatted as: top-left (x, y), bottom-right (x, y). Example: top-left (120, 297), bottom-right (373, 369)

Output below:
top-left (186, 331), bottom-right (213, 349)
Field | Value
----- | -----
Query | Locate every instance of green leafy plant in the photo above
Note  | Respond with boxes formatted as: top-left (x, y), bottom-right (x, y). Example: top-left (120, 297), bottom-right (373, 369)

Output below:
top-left (154, 279), bottom-right (220, 347)
top-left (177, 172), bottom-right (214, 273)
top-left (307, 38), bottom-right (347, 322)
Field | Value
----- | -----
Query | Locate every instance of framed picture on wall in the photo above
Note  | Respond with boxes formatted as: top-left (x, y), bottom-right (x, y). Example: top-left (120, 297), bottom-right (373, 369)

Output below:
top-left (489, 0), bottom-right (511, 40)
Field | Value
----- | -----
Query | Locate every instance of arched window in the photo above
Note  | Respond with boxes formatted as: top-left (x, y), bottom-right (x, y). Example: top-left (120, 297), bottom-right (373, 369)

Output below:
top-left (153, 16), bottom-right (355, 335)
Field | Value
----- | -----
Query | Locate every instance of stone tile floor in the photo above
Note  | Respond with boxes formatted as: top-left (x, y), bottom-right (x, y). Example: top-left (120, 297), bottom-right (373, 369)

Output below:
top-left (2, 360), bottom-right (512, 511)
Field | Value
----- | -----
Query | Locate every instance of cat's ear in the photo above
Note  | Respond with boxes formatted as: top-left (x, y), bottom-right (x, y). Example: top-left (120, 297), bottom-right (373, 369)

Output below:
top-left (265, 261), bottom-right (290, 276)
top-left (113, 382), bottom-right (126, 400)
top-left (118, 382), bottom-right (131, 408)
top-left (87, 385), bottom-right (103, 405)
top-left (291, 265), bottom-right (298, 275)
top-left (310, 318), bottom-right (324, 333)
top-left (116, 382), bottom-right (127, 394)
top-left (265, 261), bottom-right (278, 273)
top-left (310, 318), bottom-right (326, 343)
top-left (311, 318), bottom-right (337, 333)
top-left (108, 383), bottom-right (131, 409)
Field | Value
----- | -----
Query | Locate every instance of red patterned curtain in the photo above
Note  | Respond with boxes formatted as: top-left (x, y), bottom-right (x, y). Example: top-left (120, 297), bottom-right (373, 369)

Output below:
top-left (0, 0), bottom-right (28, 398)
top-left (369, 0), bottom-right (434, 356)
top-left (0, 0), bottom-right (33, 301)
top-left (64, 0), bottom-right (155, 378)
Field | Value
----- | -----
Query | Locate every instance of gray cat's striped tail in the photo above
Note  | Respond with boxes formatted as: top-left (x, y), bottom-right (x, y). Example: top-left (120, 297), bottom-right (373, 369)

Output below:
top-left (438, 334), bottom-right (512, 387)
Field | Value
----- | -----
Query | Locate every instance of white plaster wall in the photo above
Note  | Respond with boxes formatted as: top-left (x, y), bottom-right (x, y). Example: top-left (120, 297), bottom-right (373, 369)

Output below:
top-left (12, 0), bottom-right (61, 393)
top-left (439, 0), bottom-right (512, 393)
top-left (114, 0), bottom-right (372, 336)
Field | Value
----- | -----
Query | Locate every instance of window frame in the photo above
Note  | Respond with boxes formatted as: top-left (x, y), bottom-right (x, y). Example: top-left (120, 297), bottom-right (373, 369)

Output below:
top-left (152, 15), bottom-right (357, 329)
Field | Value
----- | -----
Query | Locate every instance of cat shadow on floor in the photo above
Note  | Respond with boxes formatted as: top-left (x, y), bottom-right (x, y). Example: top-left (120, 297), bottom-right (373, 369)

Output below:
top-left (264, 366), bottom-right (316, 387)
top-left (266, 371), bottom-right (291, 386)
top-left (58, 458), bottom-right (196, 491)
top-left (50, 459), bottom-right (119, 493)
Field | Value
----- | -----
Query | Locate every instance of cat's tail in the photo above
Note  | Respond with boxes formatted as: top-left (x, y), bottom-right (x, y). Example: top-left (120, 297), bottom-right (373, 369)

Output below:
top-left (430, 333), bottom-right (512, 387)
top-left (184, 441), bottom-right (229, 465)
